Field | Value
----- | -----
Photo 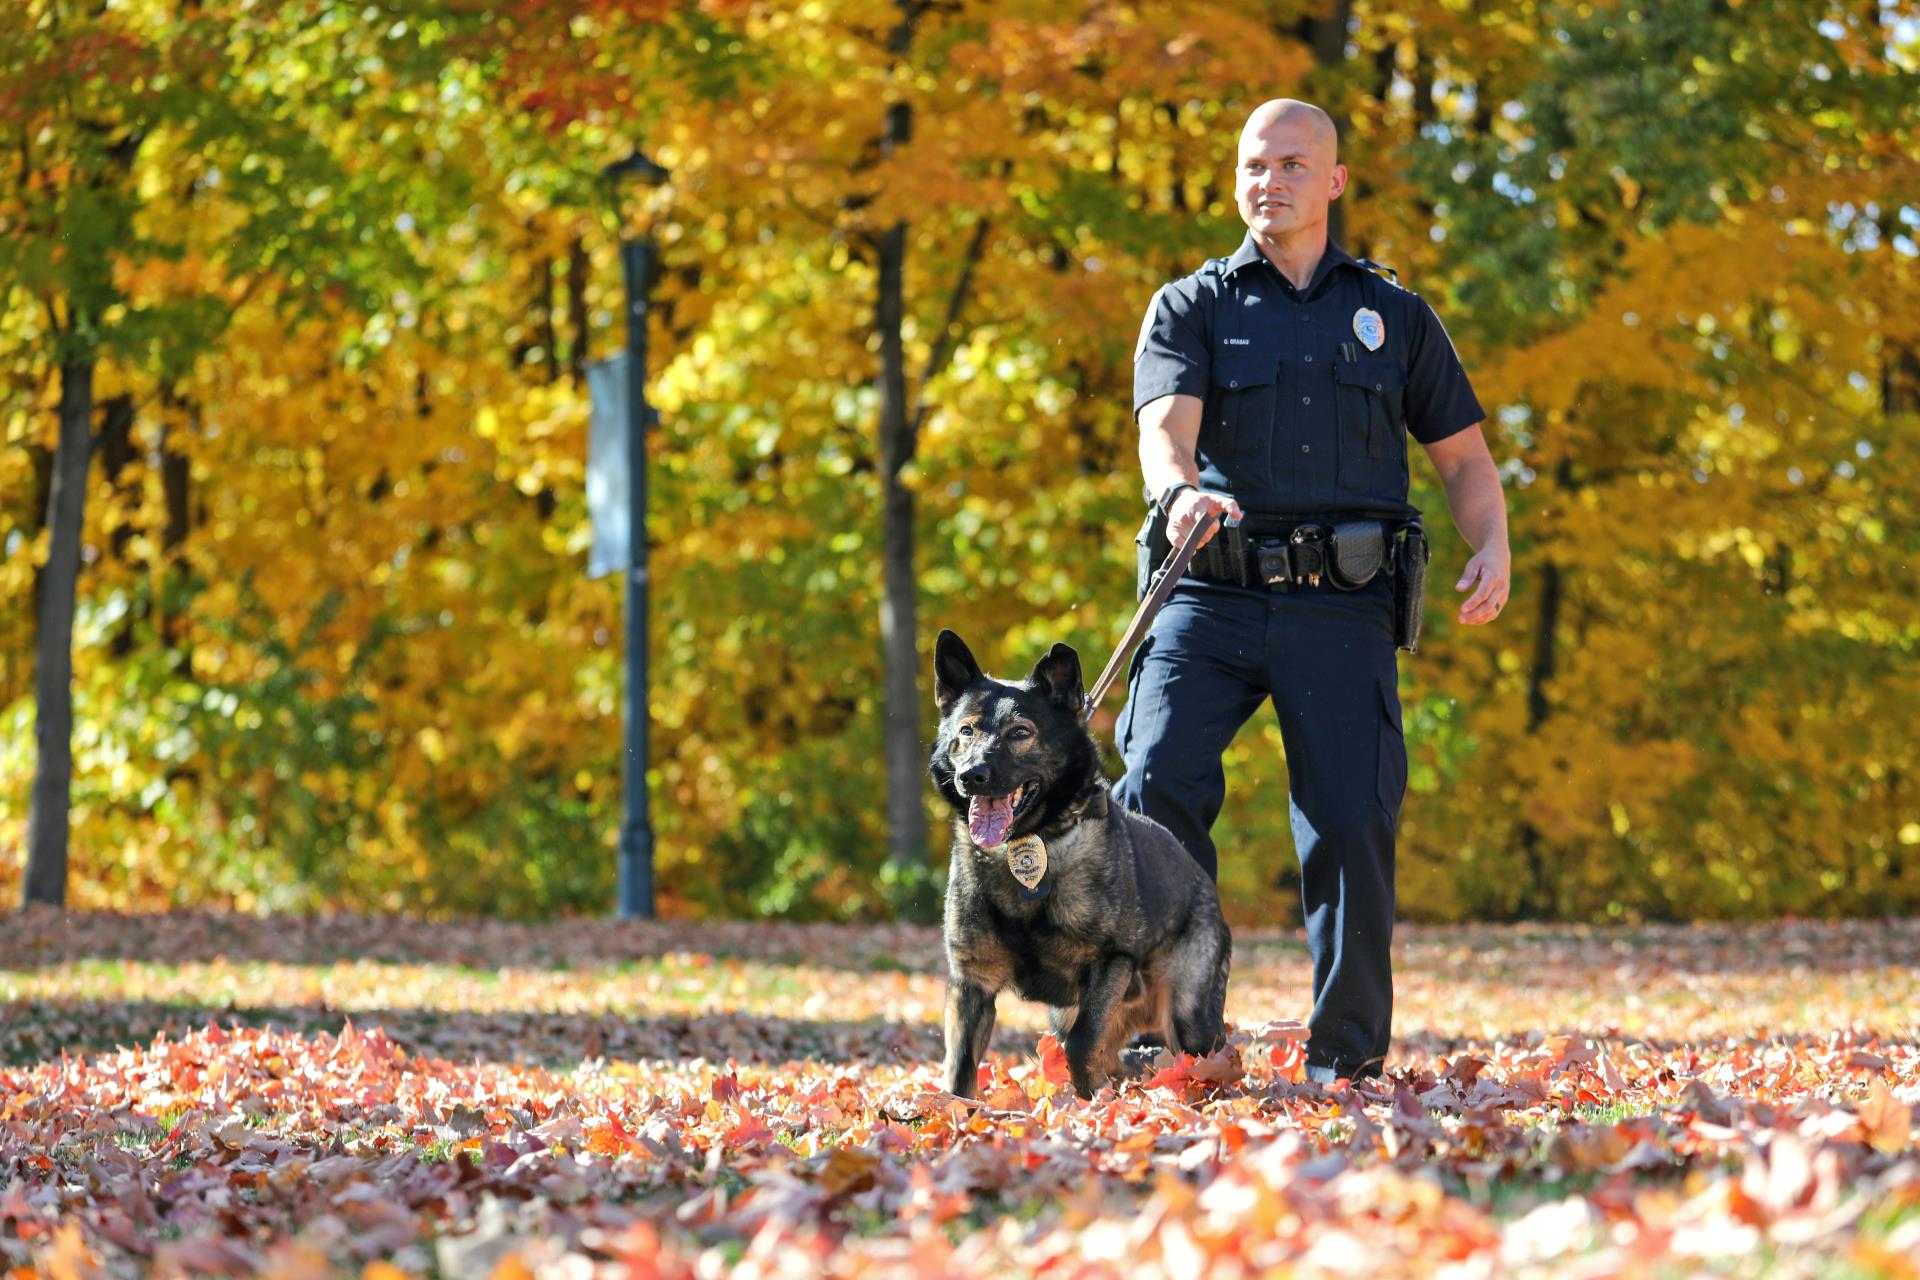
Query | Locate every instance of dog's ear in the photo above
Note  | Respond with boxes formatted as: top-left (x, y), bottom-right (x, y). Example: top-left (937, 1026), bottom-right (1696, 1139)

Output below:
top-left (1027, 643), bottom-right (1085, 719)
top-left (934, 630), bottom-right (984, 711)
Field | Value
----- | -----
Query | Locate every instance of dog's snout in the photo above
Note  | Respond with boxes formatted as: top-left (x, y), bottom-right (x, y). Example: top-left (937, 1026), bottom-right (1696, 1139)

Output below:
top-left (958, 763), bottom-right (992, 792)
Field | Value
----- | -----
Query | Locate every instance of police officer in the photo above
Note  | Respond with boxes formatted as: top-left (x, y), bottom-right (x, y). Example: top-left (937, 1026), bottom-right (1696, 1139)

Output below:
top-left (1117, 98), bottom-right (1511, 1084)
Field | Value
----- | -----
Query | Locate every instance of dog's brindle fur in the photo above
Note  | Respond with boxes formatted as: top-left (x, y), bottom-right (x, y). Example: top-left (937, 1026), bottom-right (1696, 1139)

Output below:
top-left (929, 630), bottom-right (1231, 1099)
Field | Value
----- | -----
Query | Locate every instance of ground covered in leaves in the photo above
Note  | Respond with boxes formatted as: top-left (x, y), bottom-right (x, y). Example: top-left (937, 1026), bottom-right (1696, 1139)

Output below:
top-left (2, 912), bottom-right (1917, 1277)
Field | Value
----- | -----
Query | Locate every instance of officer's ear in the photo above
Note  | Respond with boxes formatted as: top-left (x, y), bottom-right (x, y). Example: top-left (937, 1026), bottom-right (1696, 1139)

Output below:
top-left (934, 630), bottom-right (984, 712)
top-left (1027, 643), bottom-right (1085, 720)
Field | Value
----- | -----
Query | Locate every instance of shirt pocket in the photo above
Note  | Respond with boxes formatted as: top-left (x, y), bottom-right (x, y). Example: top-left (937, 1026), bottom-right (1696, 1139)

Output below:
top-left (1335, 359), bottom-right (1408, 492)
top-left (1335, 360), bottom-right (1408, 457)
top-left (1202, 352), bottom-right (1280, 464)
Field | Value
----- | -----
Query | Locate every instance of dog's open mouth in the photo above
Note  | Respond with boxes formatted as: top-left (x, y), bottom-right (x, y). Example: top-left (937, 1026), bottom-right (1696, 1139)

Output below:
top-left (967, 782), bottom-right (1038, 848)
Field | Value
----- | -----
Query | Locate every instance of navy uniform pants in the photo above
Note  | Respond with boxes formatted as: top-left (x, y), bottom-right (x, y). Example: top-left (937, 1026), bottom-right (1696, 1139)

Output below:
top-left (1113, 572), bottom-right (1405, 1084)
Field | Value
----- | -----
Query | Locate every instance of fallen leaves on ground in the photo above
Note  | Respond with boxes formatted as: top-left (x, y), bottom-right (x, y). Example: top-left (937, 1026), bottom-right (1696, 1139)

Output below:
top-left (2, 911), bottom-right (1917, 1277)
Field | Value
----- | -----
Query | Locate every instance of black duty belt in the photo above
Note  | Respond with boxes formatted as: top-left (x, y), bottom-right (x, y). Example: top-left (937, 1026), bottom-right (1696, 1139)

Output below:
top-left (1189, 520), bottom-right (1397, 592)
top-left (1090, 515), bottom-right (1429, 718)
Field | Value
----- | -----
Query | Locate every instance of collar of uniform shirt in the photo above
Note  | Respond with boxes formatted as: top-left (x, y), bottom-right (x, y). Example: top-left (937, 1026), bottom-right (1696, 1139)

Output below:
top-left (1221, 232), bottom-right (1364, 297)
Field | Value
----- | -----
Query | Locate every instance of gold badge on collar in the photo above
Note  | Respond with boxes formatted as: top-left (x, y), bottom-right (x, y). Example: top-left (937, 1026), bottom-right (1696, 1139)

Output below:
top-left (1006, 834), bottom-right (1048, 891)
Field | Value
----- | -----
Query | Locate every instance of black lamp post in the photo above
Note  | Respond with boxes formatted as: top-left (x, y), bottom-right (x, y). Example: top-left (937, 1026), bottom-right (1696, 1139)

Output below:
top-left (602, 150), bottom-right (670, 920)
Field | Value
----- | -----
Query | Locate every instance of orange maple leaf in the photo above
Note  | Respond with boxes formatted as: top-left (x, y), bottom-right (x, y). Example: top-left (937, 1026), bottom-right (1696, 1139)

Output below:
top-left (1270, 1040), bottom-right (1307, 1083)
top-left (584, 1115), bottom-right (639, 1157)
top-left (1145, 1055), bottom-right (1194, 1092)
top-left (1858, 1076), bottom-right (1912, 1154)
top-left (1036, 1035), bottom-right (1073, 1087)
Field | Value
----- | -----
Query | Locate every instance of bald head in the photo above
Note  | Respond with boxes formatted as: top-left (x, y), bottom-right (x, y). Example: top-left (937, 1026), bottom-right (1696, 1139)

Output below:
top-left (1239, 99), bottom-right (1338, 166)
top-left (1234, 98), bottom-right (1346, 246)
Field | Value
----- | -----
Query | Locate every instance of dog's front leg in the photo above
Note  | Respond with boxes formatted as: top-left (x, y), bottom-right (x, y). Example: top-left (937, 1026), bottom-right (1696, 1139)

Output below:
top-left (942, 979), bottom-right (997, 1098)
top-left (1065, 955), bottom-right (1136, 1099)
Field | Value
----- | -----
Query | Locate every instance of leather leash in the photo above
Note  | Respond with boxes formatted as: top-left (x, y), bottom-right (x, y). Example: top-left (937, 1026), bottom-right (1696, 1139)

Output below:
top-left (1084, 512), bottom-right (1224, 715)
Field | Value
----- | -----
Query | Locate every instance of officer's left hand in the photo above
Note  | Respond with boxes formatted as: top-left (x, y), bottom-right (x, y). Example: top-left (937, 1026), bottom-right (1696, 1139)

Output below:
top-left (1455, 543), bottom-right (1512, 625)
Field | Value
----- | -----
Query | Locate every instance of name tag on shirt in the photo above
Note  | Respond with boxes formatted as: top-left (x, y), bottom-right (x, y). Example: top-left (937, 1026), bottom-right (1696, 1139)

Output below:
top-left (1223, 338), bottom-right (1251, 346)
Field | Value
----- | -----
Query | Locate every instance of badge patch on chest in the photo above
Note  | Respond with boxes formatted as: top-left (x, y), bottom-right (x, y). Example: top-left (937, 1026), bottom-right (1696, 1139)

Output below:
top-left (1005, 834), bottom-right (1048, 897)
top-left (1353, 307), bottom-right (1386, 352)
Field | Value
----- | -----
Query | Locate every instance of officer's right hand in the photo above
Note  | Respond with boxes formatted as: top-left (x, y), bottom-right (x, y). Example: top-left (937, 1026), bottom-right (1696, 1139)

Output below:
top-left (1166, 489), bottom-right (1243, 550)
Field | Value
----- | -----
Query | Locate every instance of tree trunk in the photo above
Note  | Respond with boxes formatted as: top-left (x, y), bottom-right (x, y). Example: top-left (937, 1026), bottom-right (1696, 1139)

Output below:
top-left (1512, 558), bottom-right (1561, 916)
top-left (567, 235), bottom-right (591, 389)
top-left (876, 1), bottom-right (932, 916)
top-left (158, 392), bottom-right (194, 674)
top-left (97, 394), bottom-right (135, 522)
top-left (27, 439), bottom-right (53, 638)
top-left (23, 358), bottom-right (96, 909)
top-left (1512, 457), bottom-right (1572, 919)
top-left (876, 218), bottom-right (931, 913)
top-left (1884, 344), bottom-right (1919, 415)
top-left (1301, 0), bottom-right (1355, 249)
top-left (97, 394), bottom-right (138, 658)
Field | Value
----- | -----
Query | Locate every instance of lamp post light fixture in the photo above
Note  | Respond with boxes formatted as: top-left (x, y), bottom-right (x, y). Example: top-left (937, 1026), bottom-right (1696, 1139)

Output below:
top-left (600, 149), bottom-right (671, 920)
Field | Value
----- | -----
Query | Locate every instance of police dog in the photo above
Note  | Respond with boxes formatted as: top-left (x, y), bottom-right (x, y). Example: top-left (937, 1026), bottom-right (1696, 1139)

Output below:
top-left (928, 630), bottom-right (1231, 1100)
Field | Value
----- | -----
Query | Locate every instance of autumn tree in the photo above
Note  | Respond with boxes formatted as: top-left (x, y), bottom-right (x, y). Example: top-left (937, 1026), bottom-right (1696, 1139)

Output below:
top-left (1, 0), bottom-right (484, 906)
top-left (1380, 0), bottom-right (1920, 917)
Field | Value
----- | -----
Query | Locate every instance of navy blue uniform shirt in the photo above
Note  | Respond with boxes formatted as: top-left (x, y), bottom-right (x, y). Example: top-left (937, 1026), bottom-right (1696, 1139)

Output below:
top-left (1133, 234), bottom-right (1484, 523)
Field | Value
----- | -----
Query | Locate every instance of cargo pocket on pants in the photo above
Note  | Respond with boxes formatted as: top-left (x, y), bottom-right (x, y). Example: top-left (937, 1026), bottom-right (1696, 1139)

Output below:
top-left (1376, 676), bottom-right (1407, 819)
top-left (1116, 633), bottom-right (1158, 757)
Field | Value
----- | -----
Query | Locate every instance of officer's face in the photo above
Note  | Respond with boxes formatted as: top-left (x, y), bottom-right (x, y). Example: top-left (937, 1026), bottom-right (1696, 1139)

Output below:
top-left (1235, 118), bottom-right (1344, 240)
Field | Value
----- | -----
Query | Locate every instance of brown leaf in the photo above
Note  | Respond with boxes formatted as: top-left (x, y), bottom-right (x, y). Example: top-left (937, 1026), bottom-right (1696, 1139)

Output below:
top-left (1857, 1076), bottom-right (1912, 1154)
top-left (819, 1147), bottom-right (881, 1199)
top-left (1189, 1045), bottom-right (1246, 1088)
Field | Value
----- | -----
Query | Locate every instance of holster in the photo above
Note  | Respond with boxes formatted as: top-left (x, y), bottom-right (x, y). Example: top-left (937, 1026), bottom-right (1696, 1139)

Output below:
top-left (1193, 523), bottom-right (1250, 586)
top-left (1392, 522), bottom-right (1430, 653)
top-left (1136, 506), bottom-right (1170, 601)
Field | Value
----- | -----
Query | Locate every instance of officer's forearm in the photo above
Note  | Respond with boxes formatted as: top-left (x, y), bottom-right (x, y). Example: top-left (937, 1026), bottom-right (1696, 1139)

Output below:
top-left (1439, 452), bottom-right (1508, 554)
top-left (1137, 393), bottom-right (1205, 497)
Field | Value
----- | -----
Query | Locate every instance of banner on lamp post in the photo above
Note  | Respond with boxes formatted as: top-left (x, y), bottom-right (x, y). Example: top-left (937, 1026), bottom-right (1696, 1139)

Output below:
top-left (586, 352), bottom-right (630, 581)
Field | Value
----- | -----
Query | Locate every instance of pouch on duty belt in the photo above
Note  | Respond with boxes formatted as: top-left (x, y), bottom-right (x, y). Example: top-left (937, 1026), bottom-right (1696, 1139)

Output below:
top-left (1325, 522), bottom-right (1388, 589)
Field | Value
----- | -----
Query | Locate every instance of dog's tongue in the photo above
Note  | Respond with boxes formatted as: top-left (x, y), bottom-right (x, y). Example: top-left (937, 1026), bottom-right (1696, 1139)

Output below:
top-left (968, 794), bottom-right (1015, 847)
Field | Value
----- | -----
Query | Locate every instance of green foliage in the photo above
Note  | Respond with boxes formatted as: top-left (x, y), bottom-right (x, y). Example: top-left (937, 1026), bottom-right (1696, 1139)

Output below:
top-left (175, 588), bottom-right (390, 910)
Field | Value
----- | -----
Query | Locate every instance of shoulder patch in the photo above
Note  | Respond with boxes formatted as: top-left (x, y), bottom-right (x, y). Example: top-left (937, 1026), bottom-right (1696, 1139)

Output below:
top-left (1356, 257), bottom-right (1407, 290)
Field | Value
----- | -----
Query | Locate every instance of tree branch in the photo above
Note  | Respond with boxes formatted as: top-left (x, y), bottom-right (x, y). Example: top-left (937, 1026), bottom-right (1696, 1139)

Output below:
top-left (909, 214), bottom-right (991, 435)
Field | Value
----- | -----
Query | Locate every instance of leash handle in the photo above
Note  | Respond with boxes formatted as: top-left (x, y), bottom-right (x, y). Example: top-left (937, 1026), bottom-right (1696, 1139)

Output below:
top-left (1084, 512), bottom-right (1223, 715)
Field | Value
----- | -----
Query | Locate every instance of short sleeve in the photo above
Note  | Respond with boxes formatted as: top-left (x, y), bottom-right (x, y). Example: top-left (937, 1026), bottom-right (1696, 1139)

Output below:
top-left (1132, 277), bottom-right (1211, 420)
top-left (1403, 296), bottom-right (1484, 445)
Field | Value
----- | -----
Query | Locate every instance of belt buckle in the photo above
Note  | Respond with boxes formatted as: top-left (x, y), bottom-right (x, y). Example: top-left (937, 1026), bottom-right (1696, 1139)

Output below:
top-left (1254, 540), bottom-right (1293, 590)
top-left (1289, 525), bottom-right (1330, 588)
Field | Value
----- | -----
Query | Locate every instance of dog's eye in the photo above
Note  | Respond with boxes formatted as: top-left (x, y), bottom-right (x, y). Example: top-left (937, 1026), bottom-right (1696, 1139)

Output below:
top-left (1008, 726), bottom-right (1032, 741)
top-left (956, 725), bottom-right (974, 738)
